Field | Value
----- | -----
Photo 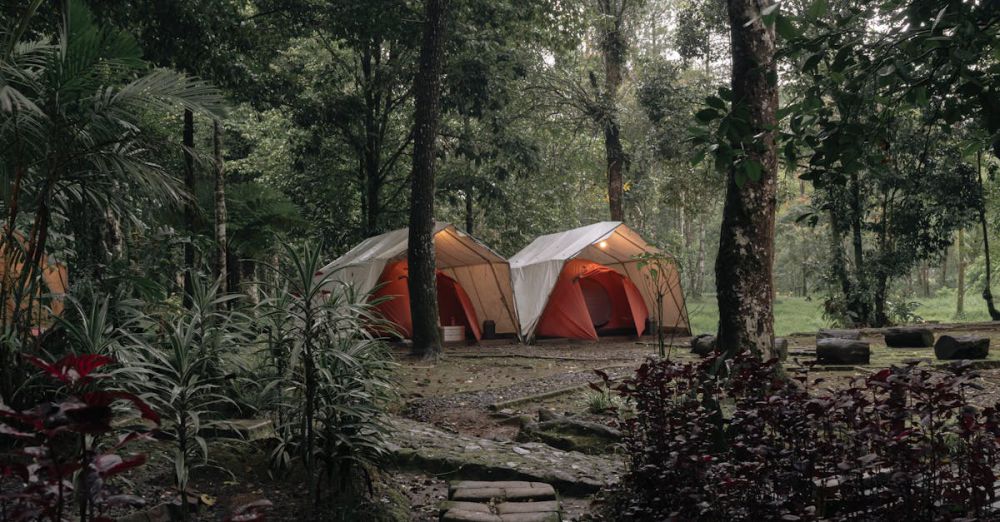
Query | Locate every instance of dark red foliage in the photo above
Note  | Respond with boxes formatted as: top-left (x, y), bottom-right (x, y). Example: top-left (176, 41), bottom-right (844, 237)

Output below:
top-left (0, 354), bottom-right (158, 521)
top-left (602, 353), bottom-right (1000, 521)
top-left (24, 354), bottom-right (113, 386)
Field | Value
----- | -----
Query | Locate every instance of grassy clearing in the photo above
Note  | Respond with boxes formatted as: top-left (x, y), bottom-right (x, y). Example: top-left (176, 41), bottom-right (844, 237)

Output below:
top-left (686, 290), bottom-right (995, 337)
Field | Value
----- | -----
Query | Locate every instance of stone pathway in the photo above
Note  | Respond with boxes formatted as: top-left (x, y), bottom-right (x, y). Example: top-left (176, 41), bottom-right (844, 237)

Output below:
top-left (387, 417), bottom-right (622, 495)
top-left (441, 481), bottom-right (561, 522)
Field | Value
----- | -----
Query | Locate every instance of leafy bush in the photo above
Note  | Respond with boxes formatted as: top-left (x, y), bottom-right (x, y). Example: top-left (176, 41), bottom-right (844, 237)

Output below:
top-left (0, 354), bottom-right (159, 521)
top-left (601, 353), bottom-right (1000, 521)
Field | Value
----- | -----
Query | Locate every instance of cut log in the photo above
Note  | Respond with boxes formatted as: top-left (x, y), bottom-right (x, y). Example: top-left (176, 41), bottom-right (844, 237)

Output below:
top-left (934, 335), bottom-right (989, 360)
top-left (816, 338), bottom-right (870, 365)
top-left (816, 329), bottom-right (861, 341)
top-left (884, 327), bottom-right (934, 348)
top-left (690, 334), bottom-right (716, 357)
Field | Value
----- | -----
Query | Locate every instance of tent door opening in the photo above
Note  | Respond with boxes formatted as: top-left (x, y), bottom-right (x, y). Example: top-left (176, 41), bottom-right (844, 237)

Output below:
top-left (370, 261), bottom-right (482, 341)
top-left (535, 259), bottom-right (649, 340)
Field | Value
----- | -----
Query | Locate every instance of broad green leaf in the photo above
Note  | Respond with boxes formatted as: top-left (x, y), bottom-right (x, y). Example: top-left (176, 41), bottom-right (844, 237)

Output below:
top-left (696, 108), bottom-right (720, 123)
top-left (807, 0), bottom-right (828, 19)
top-left (775, 15), bottom-right (798, 40)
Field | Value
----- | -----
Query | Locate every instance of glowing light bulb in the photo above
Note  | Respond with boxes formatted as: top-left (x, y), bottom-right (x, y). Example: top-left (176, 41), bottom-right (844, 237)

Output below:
top-left (599, 241), bottom-right (608, 249)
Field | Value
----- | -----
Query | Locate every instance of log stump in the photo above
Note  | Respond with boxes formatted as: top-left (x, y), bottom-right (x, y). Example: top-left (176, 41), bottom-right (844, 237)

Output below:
top-left (816, 338), bottom-right (870, 365)
top-left (817, 329), bottom-right (862, 341)
top-left (934, 335), bottom-right (989, 360)
top-left (884, 327), bottom-right (934, 348)
top-left (690, 334), bottom-right (716, 357)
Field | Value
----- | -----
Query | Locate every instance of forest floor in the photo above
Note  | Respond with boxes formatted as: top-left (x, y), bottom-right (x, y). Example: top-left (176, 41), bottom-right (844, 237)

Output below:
top-left (34, 322), bottom-right (1000, 522)
top-left (392, 321), bottom-right (1000, 520)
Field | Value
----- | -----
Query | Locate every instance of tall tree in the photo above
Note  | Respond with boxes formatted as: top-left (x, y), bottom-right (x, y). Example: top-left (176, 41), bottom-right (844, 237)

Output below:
top-left (182, 109), bottom-right (196, 304)
top-left (594, 0), bottom-right (630, 221)
top-left (715, 0), bottom-right (778, 359)
top-left (213, 120), bottom-right (228, 294)
top-left (408, 0), bottom-right (449, 357)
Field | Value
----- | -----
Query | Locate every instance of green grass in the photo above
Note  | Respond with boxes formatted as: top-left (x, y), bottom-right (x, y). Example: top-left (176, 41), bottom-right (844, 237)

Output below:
top-left (686, 290), bottom-right (993, 337)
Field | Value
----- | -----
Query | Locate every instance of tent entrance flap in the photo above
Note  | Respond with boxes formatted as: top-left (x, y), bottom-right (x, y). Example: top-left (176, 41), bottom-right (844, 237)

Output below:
top-left (370, 261), bottom-right (482, 341)
top-left (535, 259), bottom-right (648, 340)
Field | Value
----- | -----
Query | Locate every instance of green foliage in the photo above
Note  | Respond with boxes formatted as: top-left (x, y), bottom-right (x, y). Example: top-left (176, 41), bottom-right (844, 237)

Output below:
top-left (256, 243), bottom-right (396, 513)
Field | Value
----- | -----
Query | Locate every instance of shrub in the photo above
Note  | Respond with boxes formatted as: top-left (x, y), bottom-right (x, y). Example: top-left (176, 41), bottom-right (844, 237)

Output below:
top-left (257, 243), bottom-right (396, 517)
top-left (601, 353), bottom-right (1000, 521)
top-left (0, 354), bottom-right (159, 521)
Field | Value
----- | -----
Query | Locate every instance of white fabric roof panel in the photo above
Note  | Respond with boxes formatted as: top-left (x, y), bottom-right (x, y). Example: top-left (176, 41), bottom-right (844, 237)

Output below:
top-left (318, 223), bottom-right (519, 336)
top-left (509, 221), bottom-right (689, 340)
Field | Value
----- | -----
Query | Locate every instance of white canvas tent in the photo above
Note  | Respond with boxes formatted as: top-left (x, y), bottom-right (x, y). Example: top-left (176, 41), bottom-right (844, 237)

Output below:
top-left (317, 222), bottom-right (519, 338)
top-left (509, 221), bottom-right (689, 341)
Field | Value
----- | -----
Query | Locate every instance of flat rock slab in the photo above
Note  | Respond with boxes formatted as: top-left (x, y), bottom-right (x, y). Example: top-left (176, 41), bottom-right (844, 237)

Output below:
top-left (884, 327), bottom-right (935, 348)
top-left (497, 501), bottom-right (560, 514)
top-left (443, 481), bottom-right (561, 522)
top-left (387, 417), bottom-right (621, 495)
top-left (451, 484), bottom-right (555, 502)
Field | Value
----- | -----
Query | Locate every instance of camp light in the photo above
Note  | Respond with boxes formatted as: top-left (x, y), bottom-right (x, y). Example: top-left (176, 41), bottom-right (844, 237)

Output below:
top-left (599, 241), bottom-right (608, 249)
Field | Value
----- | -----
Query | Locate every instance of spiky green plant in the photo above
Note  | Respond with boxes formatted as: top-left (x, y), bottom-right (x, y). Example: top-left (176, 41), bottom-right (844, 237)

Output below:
top-left (257, 242), bottom-right (396, 516)
top-left (120, 310), bottom-right (237, 521)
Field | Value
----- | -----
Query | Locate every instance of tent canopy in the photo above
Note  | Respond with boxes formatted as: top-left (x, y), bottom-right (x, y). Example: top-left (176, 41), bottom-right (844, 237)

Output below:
top-left (318, 222), bottom-right (518, 337)
top-left (510, 222), bottom-right (688, 341)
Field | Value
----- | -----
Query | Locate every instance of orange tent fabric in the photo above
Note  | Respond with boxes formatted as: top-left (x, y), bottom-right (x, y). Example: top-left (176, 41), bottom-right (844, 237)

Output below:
top-left (370, 260), bottom-right (482, 341)
top-left (536, 259), bottom-right (648, 340)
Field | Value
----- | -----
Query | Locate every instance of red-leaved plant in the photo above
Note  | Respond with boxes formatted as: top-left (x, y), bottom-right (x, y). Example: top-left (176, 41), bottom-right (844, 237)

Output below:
top-left (600, 353), bottom-right (1000, 521)
top-left (0, 354), bottom-right (160, 521)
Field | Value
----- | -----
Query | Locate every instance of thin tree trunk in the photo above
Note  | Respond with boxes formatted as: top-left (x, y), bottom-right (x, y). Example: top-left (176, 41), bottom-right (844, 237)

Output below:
top-left (596, 0), bottom-right (627, 221)
top-left (465, 179), bottom-right (474, 234)
top-left (940, 246), bottom-right (948, 288)
top-left (213, 119), bottom-right (227, 295)
top-left (957, 228), bottom-right (965, 316)
top-left (183, 109), bottom-right (196, 306)
top-left (715, 0), bottom-right (778, 360)
top-left (408, 0), bottom-right (449, 358)
top-left (977, 150), bottom-right (1000, 320)
top-left (694, 220), bottom-right (706, 297)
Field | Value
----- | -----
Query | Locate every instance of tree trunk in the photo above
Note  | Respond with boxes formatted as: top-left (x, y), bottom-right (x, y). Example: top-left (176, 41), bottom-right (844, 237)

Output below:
top-left (940, 246), bottom-right (948, 288)
top-left (801, 262), bottom-right (808, 297)
top-left (213, 119), bottom-right (227, 295)
top-left (957, 228), bottom-right (965, 316)
top-left (848, 171), bottom-right (869, 322)
top-left (976, 150), bottom-right (1000, 320)
top-left (182, 109), bottom-right (196, 306)
top-left (465, 181), bottom-right (474, 234)
top-left (596, 0), bottom-right (626, 222)
top-left (407, 0), bottom-right (448, 358)
top-left (694, 220), bottom-right (706, 297)
top-left (715, 0), bottom-right (778, 360)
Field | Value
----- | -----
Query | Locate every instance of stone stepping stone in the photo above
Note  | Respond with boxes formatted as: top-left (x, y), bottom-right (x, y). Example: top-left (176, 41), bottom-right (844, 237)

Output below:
top-left (443, 481), bottom-right (561, 522)
top-left (450, 482), bottom-right (555, 502)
